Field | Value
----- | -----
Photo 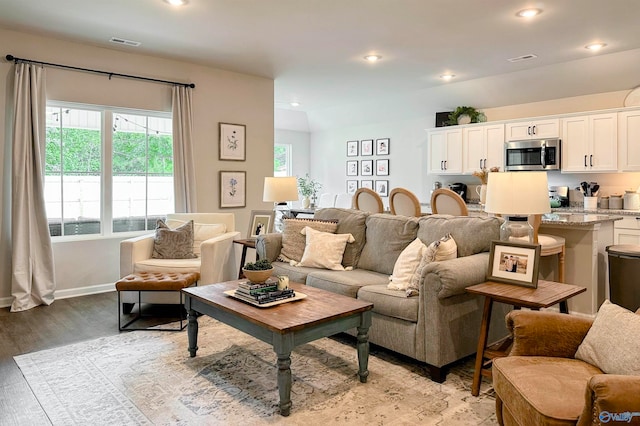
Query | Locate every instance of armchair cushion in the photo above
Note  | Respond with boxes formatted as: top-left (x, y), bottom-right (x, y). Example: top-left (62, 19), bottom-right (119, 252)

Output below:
top-left (151, 219), bottom-right (197, 259)
top-left (575, 300), bottom-right (640, 376)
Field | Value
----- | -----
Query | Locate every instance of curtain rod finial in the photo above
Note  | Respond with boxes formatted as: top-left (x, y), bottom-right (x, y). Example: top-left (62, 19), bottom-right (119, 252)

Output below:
top-left (188, 83), bottom-right (195, 89)
top-left (6, 54), bottom-right (15, 62)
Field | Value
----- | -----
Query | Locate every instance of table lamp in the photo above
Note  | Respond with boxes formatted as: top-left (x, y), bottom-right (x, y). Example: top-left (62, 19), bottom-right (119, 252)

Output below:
top-left (263, 177), bottom-right (299, 231)
top-left (484, 171), bottom-right (550, 243)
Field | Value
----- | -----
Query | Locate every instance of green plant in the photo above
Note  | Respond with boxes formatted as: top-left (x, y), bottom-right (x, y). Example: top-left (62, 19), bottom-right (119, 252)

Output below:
top-left (447, 106), bottom-right (485, 126)
top-left (297, 174), bottom-right (322, 198)
top-left (243, 259), bottom-right (273, 270)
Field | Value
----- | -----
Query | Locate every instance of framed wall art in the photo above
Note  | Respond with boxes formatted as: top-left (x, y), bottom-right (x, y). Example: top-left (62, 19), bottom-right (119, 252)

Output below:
top-left (346, 160), bottom-right (358, 176)
top-left (361, 139), bottom-right (373, 156)
top-left (247, 210), bottom-right (275, 239)
top-left (361, 179), bottom-right (373, 190)
top-left (376, 159), bottom-right (389, 176)
top-left (219, 123), bottom-right (246, 161)
top-left (375, 180), bottom-right (389, 197)
top-left (346, 180), bottom-right (358, 194)
top-left (347, 140), bottom-right (359, 157)
top-left (376, 138), bottom-right (390, 155)
top-left (219, 170), bottom-right (246, 208)
top-left (487, 240), bottom-right (541, 288)
top-left (361, 159), bottom-right (373, 176)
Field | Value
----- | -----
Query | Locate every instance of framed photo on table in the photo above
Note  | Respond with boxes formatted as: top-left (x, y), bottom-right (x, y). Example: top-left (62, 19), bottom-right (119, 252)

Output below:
top-left (219, 123), bottom-right (246, 161)
top-left (219, 171), bottom-right (246, 208)
top-left (376, 159), bottom-right (389, 176)
top-left (487, 240), bottom-right (541, 288)
top-left (361, 139), bottom-right (373, 156)
top-left (347, 140), bottom-right (359, 157)
top-left (376, 138), bottom-right (390, 155)
top-left (247, 210), bottom-right (275, 239)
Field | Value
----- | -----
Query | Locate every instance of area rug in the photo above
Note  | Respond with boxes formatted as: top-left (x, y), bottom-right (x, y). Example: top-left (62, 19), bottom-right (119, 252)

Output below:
top-left (15, 317), bottom-right (497, 425)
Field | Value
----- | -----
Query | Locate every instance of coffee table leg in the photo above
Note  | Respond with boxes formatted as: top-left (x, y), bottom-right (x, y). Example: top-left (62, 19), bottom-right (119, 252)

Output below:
top-left (273, 334), bottom-right (294, 416)
top-left (187, 308), bottom-right (199, 357)
top-left (356, 311), bottom-right (372, 383)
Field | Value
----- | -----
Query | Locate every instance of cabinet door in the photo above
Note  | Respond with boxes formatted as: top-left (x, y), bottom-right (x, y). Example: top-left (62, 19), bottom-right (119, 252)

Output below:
top-left (618, 109), bottom-right (640, 171)
top-left (462, 126), bottom-right (485, 173)
top-left (530, 119), bottom-right (560, 139)
top-left (589, 113), bottom-right (617, 171)
top-left (443, 128), bottom-right (463, 174)
top-left (484, 124), bottom-right (505, 171)
top-left (614, 228), bottom-right (640, 245)
top-left (505, 122), bottom-right (533, 140)
top-left (561, 116), bottom-right (590, 172)
top-left (428, 131), bottom-right (446, 174)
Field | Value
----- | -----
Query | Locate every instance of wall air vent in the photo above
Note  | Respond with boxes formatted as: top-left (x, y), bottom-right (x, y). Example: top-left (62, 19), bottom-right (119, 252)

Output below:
top-left (109, 37), bottom-right (141, 47)
top-left (507, 54), bottom-right (538, 63)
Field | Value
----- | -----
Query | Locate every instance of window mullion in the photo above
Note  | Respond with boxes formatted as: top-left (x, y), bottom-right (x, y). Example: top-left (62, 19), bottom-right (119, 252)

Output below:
top-left (103, 110), bottom-right (113, 235)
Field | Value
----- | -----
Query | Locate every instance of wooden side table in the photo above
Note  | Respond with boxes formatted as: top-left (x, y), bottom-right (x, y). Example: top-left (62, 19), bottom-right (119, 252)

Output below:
top-left (234, 239), bottom-right (257, 279)
top-left (466, 280), bottom-right (586, 396)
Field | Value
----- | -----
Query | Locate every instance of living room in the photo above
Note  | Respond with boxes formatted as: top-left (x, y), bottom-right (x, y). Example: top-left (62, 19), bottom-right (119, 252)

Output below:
top-left (1, 1), bottom-right (640, 424)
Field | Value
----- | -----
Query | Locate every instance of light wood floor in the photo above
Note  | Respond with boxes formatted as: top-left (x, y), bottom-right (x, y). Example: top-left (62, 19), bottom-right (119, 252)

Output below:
top-left (0, 292), bottom-right (181, 425)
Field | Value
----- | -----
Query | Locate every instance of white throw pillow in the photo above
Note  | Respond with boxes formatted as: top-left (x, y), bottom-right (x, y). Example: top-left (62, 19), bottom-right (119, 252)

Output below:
top-left (388, 238), bottom-right (426, 291)
top-left (166, 219), bottom-right (227, 256)
top-left (295, 226), bottom-right (355, 271)
top-left (406, 234), bottom-right (457, 297)
top-left (575, 300), bottom-right (640, 376)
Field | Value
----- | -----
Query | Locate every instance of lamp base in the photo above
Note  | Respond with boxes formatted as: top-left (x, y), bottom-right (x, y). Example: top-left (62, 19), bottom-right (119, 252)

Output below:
top-left (500, 216), bottom-right (533, 243)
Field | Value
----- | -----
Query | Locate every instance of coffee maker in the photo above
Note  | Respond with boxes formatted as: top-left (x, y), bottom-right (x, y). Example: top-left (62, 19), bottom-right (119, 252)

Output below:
top-left (448, 183), bottom-right (468, 202)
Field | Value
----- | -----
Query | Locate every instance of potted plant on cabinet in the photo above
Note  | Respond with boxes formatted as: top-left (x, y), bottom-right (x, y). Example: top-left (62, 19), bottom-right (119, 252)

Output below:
top-left (297, 174), bottom-right (322, 208)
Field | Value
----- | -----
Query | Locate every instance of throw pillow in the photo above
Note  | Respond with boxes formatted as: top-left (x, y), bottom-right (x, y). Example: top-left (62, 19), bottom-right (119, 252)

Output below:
top-left (388, 238), bottom-right (426, 291)
top-left (575, 300), bottom-right (640, 376)
top-left (166, 219), bottom-right (226, 256)
top-left (406, 234), bottom-right (457, 297)
top-left (279, 218), bottom-right (338, 263)
top-left (295, 227), bottom-right (355, 270)
top-left (152, 219), bottom-right (197, 259)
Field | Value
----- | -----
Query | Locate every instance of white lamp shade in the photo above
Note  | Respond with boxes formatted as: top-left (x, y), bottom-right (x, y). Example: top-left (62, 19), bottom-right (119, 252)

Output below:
top-left (263, 177), bottom-right (299, 202)
top-left (484, 172), bottom-right (550, 215)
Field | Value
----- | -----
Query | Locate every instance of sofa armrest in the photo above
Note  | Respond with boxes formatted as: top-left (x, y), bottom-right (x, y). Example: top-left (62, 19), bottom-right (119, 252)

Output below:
top-left (422, 252), bottom-right (490, 299)
top-left (199, 231), bottom-right (242, 284)
top-left (507, 310), bottom-right (593, 358)
top-left (256, 233), bottom-right (283, 262)
top-left (577, 375), bottom-right (640, 426)
top-left (120, 233), bottom-right (155, 277)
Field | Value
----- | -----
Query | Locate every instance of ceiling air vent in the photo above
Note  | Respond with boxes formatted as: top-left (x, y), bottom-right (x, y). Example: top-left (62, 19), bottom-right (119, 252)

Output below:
top-left (109, 37), bottom-right (141, 47)
top-left (507, 54), bottom-right (538, 63)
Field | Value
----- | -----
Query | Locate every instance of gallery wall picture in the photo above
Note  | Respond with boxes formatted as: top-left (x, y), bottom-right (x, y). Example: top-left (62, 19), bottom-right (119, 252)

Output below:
top-left (361, 159), bottom-right (373, 176)
top-left (346, 160), bottom-right (358, 176)
top-left (219, 170), bottom-right (246, 208)
top-left (376, 138), bottom-right (390, 155)
top-left (219, 123), bottom-right (246, 161)
top-left (376, 159), bottom-right (389, 176)
top-left (247, 210), bottom-right (275, 239)
top-left (346, 180), bottom-right (358, 194)
top-left (347, 140), bottom-right (359, 157)
top-left (375, 180), bottom-right (389, 197)
top-left (361, 180), bottom-right (373, 190)
top-left (361, 139), bottom-right (373, 156)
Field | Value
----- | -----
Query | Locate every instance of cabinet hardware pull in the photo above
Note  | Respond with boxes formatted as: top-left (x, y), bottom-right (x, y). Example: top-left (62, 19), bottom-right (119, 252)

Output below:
top-left (527, 126), bottom-right (531, 136)
top-left (590, 155), bottom-right (593, 167)
top-left (441, 160), bottom-right (444, 170)
top-left (479, 159), bottom-right (482, 169)
top-left (584, 155), bottom-right (587, 167)
top-left (532, 125), bottom-right (537, 135)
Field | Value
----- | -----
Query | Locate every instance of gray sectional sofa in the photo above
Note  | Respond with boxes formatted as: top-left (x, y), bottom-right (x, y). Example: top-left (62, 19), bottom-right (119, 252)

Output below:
top-left (256, 207), bottom-right (510, 382)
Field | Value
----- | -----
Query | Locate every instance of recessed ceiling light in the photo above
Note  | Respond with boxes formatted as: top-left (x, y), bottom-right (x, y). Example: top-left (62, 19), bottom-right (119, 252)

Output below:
top-left (164, 0), bottom-right (188, 5)
top-left (440, 74), bottom-right (455, 81)
top-left (290, 102), bottom-right (300, 107)
top-left (364, 55), bottom-right (382, 62)
top-left (585, 42), bottom-right (607, 51)
top-left (516, 8), bottom-right (542, 18)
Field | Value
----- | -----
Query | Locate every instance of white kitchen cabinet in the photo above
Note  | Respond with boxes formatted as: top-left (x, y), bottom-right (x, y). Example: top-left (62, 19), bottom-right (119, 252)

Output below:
top-left (614, 216), bottom-right (640, 245)
top-left (462, 124), bottom-right (505, 173)
top-left (561, 112), bottom-right (617, 173)
top-left (505, 119), bottom-right (559, 141)
top-left (618, 109), bottom-right (640, 171)
top-left (428, 128), bottom-right (462, 174)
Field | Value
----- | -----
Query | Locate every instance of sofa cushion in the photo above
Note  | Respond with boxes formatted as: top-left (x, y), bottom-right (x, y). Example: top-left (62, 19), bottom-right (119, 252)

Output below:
top-left (358, 214), bottom-right (419, 275)
top-left (417, 215), bottom-right (501, 258)
top-left (314, 208), bottom-right (368, 267)
top-left (278, 218), bottom-right (338, 263)
top-left (575, 300), bottom-right (640, 376)
top-left (271, 261), bottom-right (316, 286)
top-left (134, 258), bottom-right (201, 274)
top-left (357, 285), bottom-right (419, 322)
top-left (493, 356), bottom-right (603, 425)
top-left (166, 219), bottom-right (226, 256)
top-left (306, 269), bottom-right (389, 298)
top-left (296, 227), bottom-right (355, 271)
top-left (151, 219), bottom-right (197, 259)
top-left (388, 238), bottom-right (425, 291)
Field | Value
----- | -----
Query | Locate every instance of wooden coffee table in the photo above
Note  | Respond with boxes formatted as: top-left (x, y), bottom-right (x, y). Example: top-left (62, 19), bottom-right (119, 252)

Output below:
top-left (182, 280), bottom-right (373, 416)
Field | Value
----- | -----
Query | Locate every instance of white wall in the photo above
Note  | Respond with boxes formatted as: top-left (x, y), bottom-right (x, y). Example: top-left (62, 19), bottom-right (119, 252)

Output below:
top-left (275, 128), bottom-right (310, 181)
top-left (0, 27), bottom-right (274, 305)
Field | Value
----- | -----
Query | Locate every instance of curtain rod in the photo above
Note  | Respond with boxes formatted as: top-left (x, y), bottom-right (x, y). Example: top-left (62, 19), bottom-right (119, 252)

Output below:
top-left (5, 54), bottom-right (195, 89)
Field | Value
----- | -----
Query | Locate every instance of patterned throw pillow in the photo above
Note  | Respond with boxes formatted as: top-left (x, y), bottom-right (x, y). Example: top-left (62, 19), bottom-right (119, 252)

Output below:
top-left (152, 219), bottom-right (197, 259)
top-left (406, 233), bottom-right (457, 297)
top-left (295, 227), bottom-right (355, 270)
top-left (166, 219), bottom-right (226, 256)
top-left (278, 218), bottom-right (338, 263)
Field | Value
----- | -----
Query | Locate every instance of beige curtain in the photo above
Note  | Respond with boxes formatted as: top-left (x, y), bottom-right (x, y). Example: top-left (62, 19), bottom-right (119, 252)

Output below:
top-left (172, 86), bottom-right (197, 213)
top-left (11, 63), bottom-right (56, 312)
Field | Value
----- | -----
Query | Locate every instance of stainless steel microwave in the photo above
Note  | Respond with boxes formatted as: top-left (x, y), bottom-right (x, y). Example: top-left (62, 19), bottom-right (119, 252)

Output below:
top-left (504, 138), bottom-right (561, 171)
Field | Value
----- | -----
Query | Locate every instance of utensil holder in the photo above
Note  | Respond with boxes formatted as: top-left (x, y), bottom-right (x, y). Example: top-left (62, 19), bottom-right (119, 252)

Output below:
top-left (584, 196), bottom-right (598, 210)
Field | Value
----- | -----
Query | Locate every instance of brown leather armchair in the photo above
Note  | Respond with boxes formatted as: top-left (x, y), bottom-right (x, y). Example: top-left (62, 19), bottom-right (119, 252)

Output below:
top-left (493, 310), bottom-right (640, 426)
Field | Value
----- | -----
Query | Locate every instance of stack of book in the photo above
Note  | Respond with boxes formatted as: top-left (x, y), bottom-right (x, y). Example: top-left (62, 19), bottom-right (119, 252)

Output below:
top-left (234, 279), bottom-right (295, 305)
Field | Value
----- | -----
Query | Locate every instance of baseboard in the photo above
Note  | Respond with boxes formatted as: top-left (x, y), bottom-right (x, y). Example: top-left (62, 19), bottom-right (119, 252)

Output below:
top-left (0, 282), bottom-right (116, 309)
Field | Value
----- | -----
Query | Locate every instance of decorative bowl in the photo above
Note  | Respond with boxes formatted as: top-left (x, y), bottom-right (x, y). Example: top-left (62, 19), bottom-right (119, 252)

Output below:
top-left (242, 267), bottom-right (274, 284)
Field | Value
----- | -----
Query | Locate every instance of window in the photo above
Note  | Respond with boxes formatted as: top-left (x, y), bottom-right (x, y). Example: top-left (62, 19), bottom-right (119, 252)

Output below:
top-left (45, 104), bottom-right (174, 237)
top-left (274, 143), bottom-right (291, 176)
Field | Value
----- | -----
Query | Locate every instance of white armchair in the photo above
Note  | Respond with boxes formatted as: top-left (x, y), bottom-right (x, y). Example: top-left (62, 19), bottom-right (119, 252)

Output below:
top-left (119, 213), bottom-right (241, 311)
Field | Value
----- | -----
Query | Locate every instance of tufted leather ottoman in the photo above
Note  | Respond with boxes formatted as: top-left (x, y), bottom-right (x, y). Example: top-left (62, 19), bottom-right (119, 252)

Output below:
top-left (116, 271), bottom-right (200, 331)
